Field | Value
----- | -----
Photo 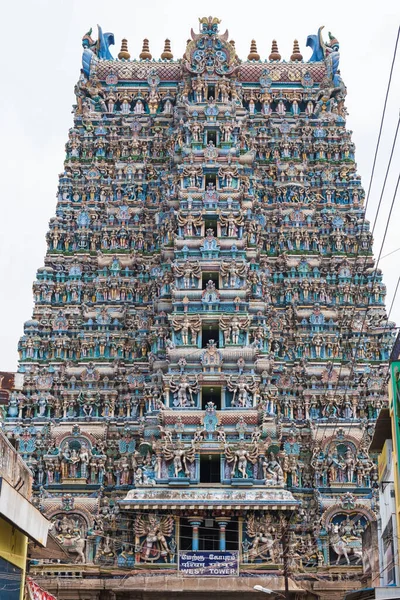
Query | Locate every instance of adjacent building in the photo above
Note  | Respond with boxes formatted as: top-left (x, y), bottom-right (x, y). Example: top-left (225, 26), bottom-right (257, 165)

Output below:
top-left (0, 430), bottom-right (49, 600)
top-left (5, 17), bottom-right (395, 600)
top-left (346, 334), bottom-right (400, 600)
top-left (388, 335), bottom-right (400, 557)
top-left (369, 410), bottom-right (399, 590)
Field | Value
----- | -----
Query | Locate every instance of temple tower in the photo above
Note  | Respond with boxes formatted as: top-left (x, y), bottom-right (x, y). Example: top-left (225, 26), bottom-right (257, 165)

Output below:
top-left (6, 18), bottom-right (393, 600)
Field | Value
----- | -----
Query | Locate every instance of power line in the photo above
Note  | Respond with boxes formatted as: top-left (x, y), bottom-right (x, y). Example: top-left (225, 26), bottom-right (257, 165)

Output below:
top-left (318, 182), bottom-right (398, 428)
top-left (364, 25), bottom-right (400, 214)
top-left (313, 105), bottom-right (400, 443)
top-left (372, 115), bottom-right (400, 235)
top-left (380, 246), bottom-right (400, 260)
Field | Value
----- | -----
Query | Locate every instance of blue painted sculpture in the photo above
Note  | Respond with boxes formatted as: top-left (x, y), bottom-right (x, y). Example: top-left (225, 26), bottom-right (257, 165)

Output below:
top-left (82, 24), bottom-right (115, 77)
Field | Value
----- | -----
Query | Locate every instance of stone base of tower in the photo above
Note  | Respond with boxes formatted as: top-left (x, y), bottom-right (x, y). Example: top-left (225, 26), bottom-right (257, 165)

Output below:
top-left (28, 573), bottom-right (314, 599)
top-left (29, 569), bottom-right (366, 600)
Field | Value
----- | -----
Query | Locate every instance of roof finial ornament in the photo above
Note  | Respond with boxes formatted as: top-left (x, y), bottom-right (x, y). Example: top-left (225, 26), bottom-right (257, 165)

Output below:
top-left (198, 16), bottom-right (221, 35)
top-left (139, 39), bottom-right (152, 60)
top-left (161, 39), bottom-right (173, 60)
top-left (269, 40), bottom-right (281, 61)
top-left (118, 38), bottom-right (130, 60)
top-left (290, 39), bottom-right (303, 62)
top-left (248, 39), bottom-right (260, 61)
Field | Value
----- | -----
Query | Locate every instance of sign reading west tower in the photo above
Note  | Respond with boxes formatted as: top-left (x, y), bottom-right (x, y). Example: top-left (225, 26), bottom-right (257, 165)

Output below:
top-left (6, 16), bottom-right (392, 600)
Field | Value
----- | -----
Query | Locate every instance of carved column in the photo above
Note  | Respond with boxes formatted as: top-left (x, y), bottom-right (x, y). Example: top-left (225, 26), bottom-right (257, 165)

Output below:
top-left (187, 517), bottom-right (203, 551)
top-left (238, 516), bottom-right (244, 562)
top-left (216, 517), bottom-right (230, 551)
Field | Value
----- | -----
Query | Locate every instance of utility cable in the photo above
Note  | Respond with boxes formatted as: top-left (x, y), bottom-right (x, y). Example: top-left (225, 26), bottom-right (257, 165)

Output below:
top-left (313, 128), bottom-right (400, 443)
top-left (312, 25), bottom-right (400, 442)
top-left (364, 25), bottom-right (400, 214)
top-left (372, 114), bottom-right (400, 234)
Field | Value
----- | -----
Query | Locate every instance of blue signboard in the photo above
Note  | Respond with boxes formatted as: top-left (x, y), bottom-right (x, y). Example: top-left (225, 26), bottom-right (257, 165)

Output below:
top-left (178, 551), bottom-right (239, 576)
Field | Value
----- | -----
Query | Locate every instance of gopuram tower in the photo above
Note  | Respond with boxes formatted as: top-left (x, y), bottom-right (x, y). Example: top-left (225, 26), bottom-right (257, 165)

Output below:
top-left (6, 17), bottom-right (394, 600)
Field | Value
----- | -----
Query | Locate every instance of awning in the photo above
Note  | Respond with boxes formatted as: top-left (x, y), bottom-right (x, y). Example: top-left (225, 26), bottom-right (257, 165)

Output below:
top-left (27, 577), bottom-right (57, 600)
top-left (370, 409), bottom-right (392, 452)
top-left (28, 532), bottom-right (69, 561)
top-left (0, 478), bottom-right (49, 546)
top-left (344, 587), bottom-right (400, 600)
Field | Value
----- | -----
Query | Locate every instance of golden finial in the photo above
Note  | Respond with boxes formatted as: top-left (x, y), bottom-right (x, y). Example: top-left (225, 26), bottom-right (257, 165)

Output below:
top-left (248, 39), bottom-right (260, 61)
top-left (269, 40), bottom-right (281, 61)
top-left (139, 39), bottom-right (152, 60)
top-left (161, 39), bottom-right (173, 60)
top-left (290, 39), bottom-right (303, 62)
top-left (118, 38), bottom-right (130, 60)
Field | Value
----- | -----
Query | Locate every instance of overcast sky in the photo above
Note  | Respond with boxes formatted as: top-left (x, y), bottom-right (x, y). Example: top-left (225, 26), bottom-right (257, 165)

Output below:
top-left (0, 0), bottom-right (399, 371)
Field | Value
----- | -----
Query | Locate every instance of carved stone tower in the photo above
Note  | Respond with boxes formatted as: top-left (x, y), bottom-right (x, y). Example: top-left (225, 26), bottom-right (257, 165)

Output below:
top-left (6, 18), bottom-right (393, 600)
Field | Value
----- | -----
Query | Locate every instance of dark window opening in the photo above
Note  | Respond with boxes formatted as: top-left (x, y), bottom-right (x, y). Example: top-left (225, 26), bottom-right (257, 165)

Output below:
top-left (202, 323), bottom-right (219, 348)
top-left (225, 521), bottom-right (239, 551)
top-left (199, 524), bottom-right (219, 550)
top-left (204, 218), bottom-right (217, 236)
top-left (180, 522), bottom-right (193, 551)
top-left (200, 521), bottom-right (238, 551)
top-left (68, 439), bottom-right (82, 452)
top-left (202, 271), bottom-right (219, 288)
top-left (202, 386), bottom-right (221, 410)
top-left (207, 130), bottom-right (217, 145)
top-left (205, 173), bottom-right (217, 188)
top-left (207, 85), bottom-right (215, 100)
top-left (200, 454), bottom-right (220, 483)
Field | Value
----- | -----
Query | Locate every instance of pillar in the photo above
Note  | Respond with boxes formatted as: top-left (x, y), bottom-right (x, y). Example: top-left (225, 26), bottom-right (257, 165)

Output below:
top-left (238, 516), bottom-right (244, 562)
top-left (216, 518), bottom-right (230, 551)
top-left (188, 517), bottom-right (203, 551)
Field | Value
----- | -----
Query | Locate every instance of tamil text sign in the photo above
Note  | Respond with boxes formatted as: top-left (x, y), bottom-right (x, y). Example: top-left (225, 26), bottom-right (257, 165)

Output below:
top-left (178, 551), bottom-right (239, 576)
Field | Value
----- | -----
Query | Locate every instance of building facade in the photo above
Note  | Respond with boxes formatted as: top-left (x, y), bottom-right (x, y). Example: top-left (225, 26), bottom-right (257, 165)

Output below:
top-left (5, 17), bottom-right (395, 600)
top-left (0, 430), bottom-right (49, 600)
top-left (378, 439), bottom-right (398, 587)
top-left (389, 346), bottom-right (400, 560)
top-left (364, 340), bottom-right (400, 597)
top-left (369, 412), bottom-right (399, 593)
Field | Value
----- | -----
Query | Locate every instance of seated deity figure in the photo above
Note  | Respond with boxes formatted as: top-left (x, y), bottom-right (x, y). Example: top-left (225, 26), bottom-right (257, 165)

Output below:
top-left (262, 453), bottom-right (285, 485)
top-left (134, 98), bottom-right (145, 114)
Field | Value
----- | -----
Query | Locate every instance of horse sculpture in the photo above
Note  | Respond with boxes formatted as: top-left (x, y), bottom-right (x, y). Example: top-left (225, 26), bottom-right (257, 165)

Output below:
top-left (59, 534), bottom-right (86, 564)
top-left (329, 523), bottom-right (362, 565)
top-left (51, 517), bottom-right (86, 564)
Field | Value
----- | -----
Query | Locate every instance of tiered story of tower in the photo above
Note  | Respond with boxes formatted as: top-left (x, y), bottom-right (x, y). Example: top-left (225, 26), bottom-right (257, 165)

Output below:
top-left (5, 17), bottom-right (394, 600)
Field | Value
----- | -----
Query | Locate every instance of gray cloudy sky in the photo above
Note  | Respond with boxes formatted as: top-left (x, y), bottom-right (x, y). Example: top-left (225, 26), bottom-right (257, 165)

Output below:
top-left (0, 0), bottom-right (399, 371)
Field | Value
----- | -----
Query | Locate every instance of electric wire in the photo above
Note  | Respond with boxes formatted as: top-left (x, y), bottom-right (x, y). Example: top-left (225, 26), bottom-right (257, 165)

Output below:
top-left (337, 170), bottom-right (400, 441)
top-left (312, 129), bottom-right (400, 445)
top-left (310, 25), bottom-right (400, 443)
top-left (371, 115), bottom-right (400, 235)
top-left (364, 25), bottom-right (400, 214)
top-left (380, 245), bottom-right (400, 260)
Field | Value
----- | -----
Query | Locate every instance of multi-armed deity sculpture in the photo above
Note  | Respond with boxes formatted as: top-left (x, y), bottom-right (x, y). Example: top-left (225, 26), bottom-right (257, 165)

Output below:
top-left (5, 16), bottom-right (393, 595)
